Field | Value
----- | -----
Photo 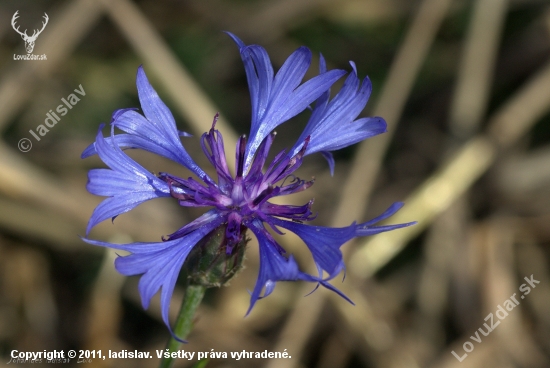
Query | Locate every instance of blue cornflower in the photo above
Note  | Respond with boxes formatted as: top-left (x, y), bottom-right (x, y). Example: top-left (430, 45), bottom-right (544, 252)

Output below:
top-left (82, 33), bottom-right (414, 337)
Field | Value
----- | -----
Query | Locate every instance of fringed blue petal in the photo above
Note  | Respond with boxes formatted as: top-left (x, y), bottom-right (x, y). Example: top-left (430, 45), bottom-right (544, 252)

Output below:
top-left (270, 218), bottom-right (350, 279)
top-left (82, 67), bottom-right (208, 180)
top-left (290, 67), bottom-right (386, 170)
top-left (270, 202), bottom-right (416, 278)
top-left (360, 202), bottom-right (408, 226)
top-left (85, 125), bottom-right (170, 235)
top-left (245, 68), bottom-right (345, 170)
top-left (226, 32), bottom-right (346, 171)
top-left (246, 220), bottom-right (353, 314)
top-left (321, 151), bottom-right (335, 176)
top-left (82, 213), bottom-right (224, 342)
top-left (225, 33), bottom-right (272, 127)
top-left (245, 220), bottom-right (307, 314)
top-left (305, 117), bottom-right (387, 154)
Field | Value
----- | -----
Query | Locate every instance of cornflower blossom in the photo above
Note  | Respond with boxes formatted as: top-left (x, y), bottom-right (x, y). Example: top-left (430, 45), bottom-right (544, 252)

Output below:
top-left (82, 33), bottom-right (415, 338)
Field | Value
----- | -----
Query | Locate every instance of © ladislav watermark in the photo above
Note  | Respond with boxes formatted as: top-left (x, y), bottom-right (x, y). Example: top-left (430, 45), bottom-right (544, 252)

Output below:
top-left (18, 84), bottom-right (86, 152)
top-left (12, 10), bottom-right (48, 61)
top-left (451, 274), bottom-right (540, 362)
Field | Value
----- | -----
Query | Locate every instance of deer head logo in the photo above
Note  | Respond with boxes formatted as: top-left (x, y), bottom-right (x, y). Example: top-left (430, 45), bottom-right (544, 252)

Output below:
top-left (11, 11), bottom-right (49, 54)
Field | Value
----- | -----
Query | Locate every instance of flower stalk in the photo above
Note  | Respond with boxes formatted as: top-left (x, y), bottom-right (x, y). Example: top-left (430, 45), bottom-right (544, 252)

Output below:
top-left (160, 284), bottom-right (205, 368)
top-left (160, 224), bottom-right (247, 367)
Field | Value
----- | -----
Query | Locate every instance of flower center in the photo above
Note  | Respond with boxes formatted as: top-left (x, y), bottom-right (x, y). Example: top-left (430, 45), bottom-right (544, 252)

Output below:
top-left (158, 123), bottom-right (316, 247)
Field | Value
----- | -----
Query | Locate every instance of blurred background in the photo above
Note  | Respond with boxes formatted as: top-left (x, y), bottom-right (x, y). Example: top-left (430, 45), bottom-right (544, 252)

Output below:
top-left (1, 0), bottom-right (550, 367)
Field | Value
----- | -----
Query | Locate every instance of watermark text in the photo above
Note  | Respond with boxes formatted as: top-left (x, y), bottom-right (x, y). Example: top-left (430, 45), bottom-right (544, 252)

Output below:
top-left (18, 84), bottom-right (85, 152)
top-left (451, 274), bottom-right (540, 362)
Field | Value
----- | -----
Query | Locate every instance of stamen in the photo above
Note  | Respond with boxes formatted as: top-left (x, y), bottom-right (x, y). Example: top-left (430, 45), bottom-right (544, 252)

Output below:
top-left (211, 112), bottom-right (220, 130)
top-left (161, 175), bottom-right (190, 201)
top-left (236, 135), bottom-right (247, 178)
top-left (297, 136), bottom-right (310, 157)
top-left (253, 185), bottom-right (274, 206)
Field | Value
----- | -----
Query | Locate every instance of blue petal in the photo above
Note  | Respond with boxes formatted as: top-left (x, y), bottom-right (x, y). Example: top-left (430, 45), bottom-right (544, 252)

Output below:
top-left (290, 69), bottom-right (387, 162)
top-left (82, 67), bottom-right (208, 180)
top-left (275, 69), bottom-right (347, 132)
top-left (265, 46), bottom-right (312, 121)
top-left (270, 218), bottom-right (350, 279)
top-left (135, 66), bottom-right (208, 178)
top-left (246, 220), bottom-right (309, 314)
top-left (246, 219), bottom-right (354, 313)
top-left (227, 33), bottom-right (346, 171)
top-left (360, 202), bottom-right (408, 226)
top-left (307, 54), bottom-right (330, 125)
top-left (245, 68), bottom-right (345, 169)
top-left (226, 33), bottom-right (271, 126)
top-left (305, 117), bottom-right (387, 154)
top-left (321, 151), bottom-right (335, 176)
top-left (271, 202), bottom-right (416, 277)
top-left (86, 192), bottom-right (168, 235)
top-left (86, 125), bottom-right (170, 235)
top-left (82, 212), bottom-right (224, 341)
top-left (82, 132), bottom-right (192, 164)
top-left (243, 45), bottom-right (274, 125)
top-left (163, 208), bottom-right (223, 240)
top-left (350, 201), bottom-right (417, 235)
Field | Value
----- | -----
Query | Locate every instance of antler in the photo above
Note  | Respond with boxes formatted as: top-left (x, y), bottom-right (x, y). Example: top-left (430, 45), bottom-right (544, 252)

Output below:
top-left (29, 13), bottom-right (49, 40)
top-left (11, 11), bottom-right (28, 38)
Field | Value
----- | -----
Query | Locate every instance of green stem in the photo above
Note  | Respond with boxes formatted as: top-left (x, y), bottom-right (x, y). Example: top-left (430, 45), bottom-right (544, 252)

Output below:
top-left (159, 284), bottom-right (206, 368)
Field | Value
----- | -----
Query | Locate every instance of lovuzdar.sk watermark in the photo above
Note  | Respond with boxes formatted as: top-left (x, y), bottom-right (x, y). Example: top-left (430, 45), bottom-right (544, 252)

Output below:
top-left (451, 274), bottom-right (540, 362)
top-left (18, 84), bottom-right (86, 152)
top-left (12, 10), bottom-right (48, 60)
